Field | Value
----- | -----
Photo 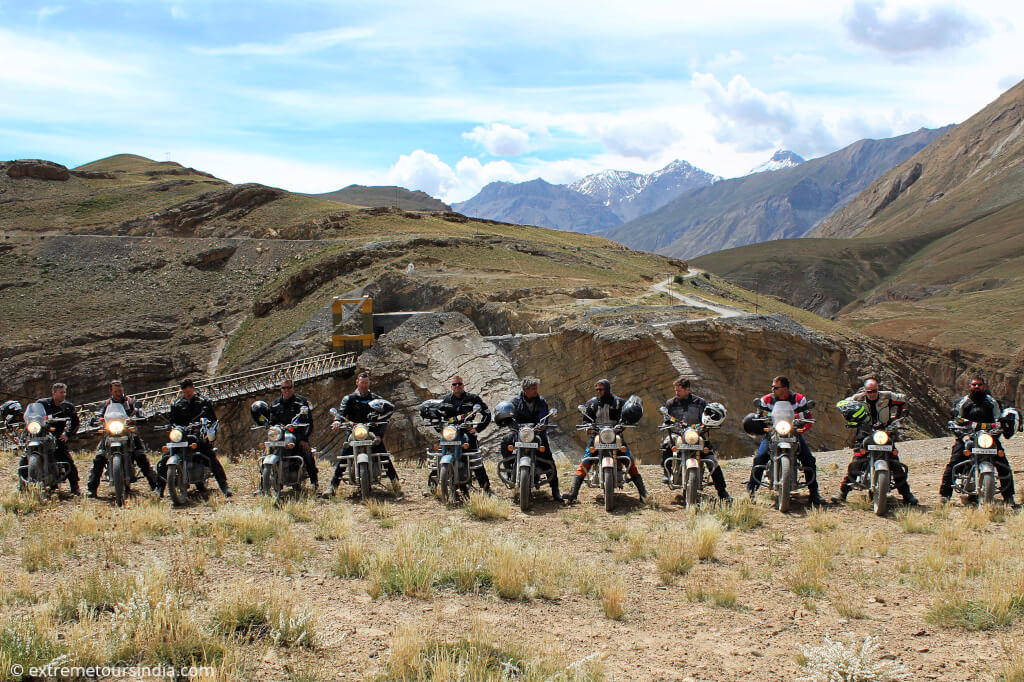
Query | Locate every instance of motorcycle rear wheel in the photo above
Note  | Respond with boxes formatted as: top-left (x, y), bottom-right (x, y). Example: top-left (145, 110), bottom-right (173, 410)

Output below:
top-left (873, 469), bottom-right (890, 517)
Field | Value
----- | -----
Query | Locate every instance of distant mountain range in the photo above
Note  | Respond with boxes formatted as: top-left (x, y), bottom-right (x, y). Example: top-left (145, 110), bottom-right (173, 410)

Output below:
top-left (453, 159), bottom-right (720, 233)
top-left (750, 150), bottom-right (805, 174)
top-left (312, 184), bottom-right (450, 211)
top-left (604, 128), bottom-right (947, 259)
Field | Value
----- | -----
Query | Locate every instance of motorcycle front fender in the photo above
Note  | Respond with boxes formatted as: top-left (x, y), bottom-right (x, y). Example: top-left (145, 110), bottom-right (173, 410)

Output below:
top-left (166, 454), bottom-right (182, 467)
top-left (601, 457), bottom-right (615, 469)
top-left (356, 452), bottom-right (371, 465)
top-left (440, 454), bottom-right (455, 466)
top-left (872, 459), bottom-right (890, 472)
top-left (978, 461), bottom-right (996, 475)
top-left (685, 457), bottom-right (700, 470)
top-left (518, 456), bottom-right (534, 470)
top-left (262, 454), bottom-right (281, 467)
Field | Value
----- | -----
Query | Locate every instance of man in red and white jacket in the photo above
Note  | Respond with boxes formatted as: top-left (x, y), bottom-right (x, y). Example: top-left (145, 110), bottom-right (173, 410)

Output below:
top-left (745, 375), bottom-right (825, 506)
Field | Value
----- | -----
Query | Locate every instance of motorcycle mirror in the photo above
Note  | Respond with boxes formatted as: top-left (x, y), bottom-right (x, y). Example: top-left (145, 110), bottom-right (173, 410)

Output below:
top-left (803, 400), bottom-right (816, 410)
top-left (300, 405), bottom-right (310, 414)
top-left (548, 408), bottom-right (558, 418)
top-left (752, 398), bottom-right (761, 406)
top-left (329, 408), bottom-right (339, 418)
top-left (473, 404), bottom-right (483, 412)
top-left (659, 406), bottom-right (668, 414)
top-left (577, 405), bottom-right (587, 413)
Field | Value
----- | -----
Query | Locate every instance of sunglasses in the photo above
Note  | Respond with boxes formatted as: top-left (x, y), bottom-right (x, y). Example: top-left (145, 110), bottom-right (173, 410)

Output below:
top-left (970, 383), bottom-right (984, 388)
top-left (865, 389), bottom-right (878, 393)
top-left (451, 382), bottom-right (463, 386)
top-left (281, 385), bottom-right (294, 390)
top-left (594, 387), bottom-right (605, 392)
top-left (771, 385), bottom-right (784, 390)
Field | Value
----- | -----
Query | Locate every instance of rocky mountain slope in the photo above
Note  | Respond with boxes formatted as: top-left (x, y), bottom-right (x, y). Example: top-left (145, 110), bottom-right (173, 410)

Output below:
top-left (695, 78), bottom-right (1024, 391)
top-left (312, 185), bottom-right (449, 211)
top-left (605, 127), bottom-right (947, 259)
top-left (569, 160), bottom-right (720, 222)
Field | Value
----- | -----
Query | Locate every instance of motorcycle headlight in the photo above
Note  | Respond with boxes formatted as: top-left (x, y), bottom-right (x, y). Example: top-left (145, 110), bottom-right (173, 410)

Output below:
top-left (169, 428), bottom-right (183, 443)
top-left (107, 420), bottom-right (125, 436)
top-left (268, 426), bottom-right (283, 441)
top-left (441, 425), bottom-right (457, 441)
top-left (518, 426), bottom-right (535, 443)
top-left (26, 421), bottom-right (41, 435)
top-left (353, 425), bottom-right (370, 441)
top-left (978, 433), bottom-right (994, 449)
top-left (775, 420), bottom-right (793, 436)
top-left (872, 431), bottom-right (889, 446)
top-left (599, 427), bottom-right (616, 444)
top-left (684, 428), bottom-right (700, 445)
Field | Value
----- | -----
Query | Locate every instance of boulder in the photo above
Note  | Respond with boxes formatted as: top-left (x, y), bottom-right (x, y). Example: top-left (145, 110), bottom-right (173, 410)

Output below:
top-left (4, 159), bottom-right (70, 181)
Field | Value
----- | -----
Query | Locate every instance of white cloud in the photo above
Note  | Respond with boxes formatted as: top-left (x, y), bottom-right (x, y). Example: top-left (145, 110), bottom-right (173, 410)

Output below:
top-left (386, 150), bottom-right (459, 199)
top-left (692, 72), bottom-right (802, 152)
top-left (462, 123), bottom-right (531, 156)
top-left (170, 5), bottom-right (188, 21)
top-left (454, 157), bottom-right (522, 188)
top-left (37, 6), bottom-right (64, 22)
top-left (194, 26), bottom-right (375, 56)
top-left (844, 0), bottom-right (989, 55)
top-left (591, 116), bottom-right (685, 159)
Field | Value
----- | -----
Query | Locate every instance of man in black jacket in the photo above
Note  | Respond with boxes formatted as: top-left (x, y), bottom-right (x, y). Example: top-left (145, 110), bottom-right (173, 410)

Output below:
top-left (661, 377), bottom-right (730, 500)
top-left (269, 377), bottom-right (318, 492)
top-left (940, 376), bottom-right (1016, 505)
top-left (327, 373), bottom-right (397, 496)
top-left (87, 380), bottom-right (159, 497)
top-left (158, 379), bottom-right (232, 497)
top-left (496, 376), bottom-right (562, 502)
top-left (20, 382), bottom-right (81, 495)
top-left (438, 375), bottom-right (492, 492)
top-left (565, 378), bottom-right (647, 503)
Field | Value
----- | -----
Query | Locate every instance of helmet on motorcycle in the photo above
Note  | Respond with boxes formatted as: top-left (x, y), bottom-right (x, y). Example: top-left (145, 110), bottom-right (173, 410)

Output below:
top-left (836, 399), bottom-right (868, 427)
top-left (741, 412), bottom-right (763, 436)
top-left (1, 400), bottom-right (23, 423)
top-left (701, 402), bottom-right (727, 427)
top-left (493, 401), bottom-right (516, 427)
top-left (368, 398), bottom-right (394, 417)
top-left (418, 399), bottom-right (443, 421)
top-left (250, 400), bottom-right (270, 425)
top-left (1001, 407), bottom-right (1020, 440)
top-left (620, 395), bottom-right (644, 425)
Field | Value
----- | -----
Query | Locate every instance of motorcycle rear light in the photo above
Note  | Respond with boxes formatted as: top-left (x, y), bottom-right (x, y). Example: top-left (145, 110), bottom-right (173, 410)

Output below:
top-left (539, 446), bottom-right (546, 453)
top-left (161, 446), bottom-right (168, 453)
top-left (190, 444), bottom-right (198, 450)
top-left (507, 445), bottom-right (514, 452)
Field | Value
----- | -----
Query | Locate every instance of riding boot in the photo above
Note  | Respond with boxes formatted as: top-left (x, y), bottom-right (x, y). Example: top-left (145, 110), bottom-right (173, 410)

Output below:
top-left (564, 474), bottom-right (584, 504)
top-left (550, 478), bottom-right (563, 503)
top-left (87, 455), bottom-right (106, 496)
top-left (633, 472), bottom-right (649, 501)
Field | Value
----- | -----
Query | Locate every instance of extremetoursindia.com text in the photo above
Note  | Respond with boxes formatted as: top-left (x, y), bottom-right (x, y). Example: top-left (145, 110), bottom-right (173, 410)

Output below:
top-left (8, 663), bottom-right (216, 678)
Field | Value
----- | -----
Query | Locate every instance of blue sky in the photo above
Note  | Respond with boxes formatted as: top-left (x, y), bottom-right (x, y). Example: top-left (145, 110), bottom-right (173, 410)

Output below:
top-left (1, 0), bottom-right (1020, 202)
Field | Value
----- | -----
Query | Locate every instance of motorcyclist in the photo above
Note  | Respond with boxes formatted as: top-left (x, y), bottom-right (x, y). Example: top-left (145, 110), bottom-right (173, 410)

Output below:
top-left (832, 379), bottom-right (917, 505)
top-left (497, 376), bottom-right (562, 503)
top-left (939, 376), bottom-right (1016, 506)
top-left (438, 374), bottom-right (492, 493)
top-left (268, 377), bottom-right (318, 493)
top-left (326, 372), bottom-right (398, 496)
top-left (745, 375), bottom-right (825, 506)
top-left (661, 377), bottom-right (731, 501)
top-left (19, 382), bottom-right (81, 495)
top-left (158, 379), bottom-right (232, 497)
top-left (565, 378), bottom-right (648, 503)
top-left (87, 379), bottom-right (160, 497)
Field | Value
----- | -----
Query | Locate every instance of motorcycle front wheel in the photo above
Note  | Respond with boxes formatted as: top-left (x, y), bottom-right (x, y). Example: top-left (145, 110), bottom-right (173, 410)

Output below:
top-left (519, 467), bottom-right (532, 513)
top-left (873, 469), bottom-right (890, 517)
top-left (980, 470), bottom-right (996, 504)
top-left (111, 454), bottom-right (126, 507)
top-left (26, 453), bottom-right (44, 491)
top-left (777, 457), bottom-right (792, 513)
top-left (439, 462), bottom-right (455, 504)
top-left (167, 464), bottom-right (189, 506)
top-left (358, 461), bottom-right (372, 500)
top-left (604, 470), bottom-right (616, 512)
top-left (262, 464), bottom-right (281, 505)
top-left (685, 467), bottom-right (700, 507)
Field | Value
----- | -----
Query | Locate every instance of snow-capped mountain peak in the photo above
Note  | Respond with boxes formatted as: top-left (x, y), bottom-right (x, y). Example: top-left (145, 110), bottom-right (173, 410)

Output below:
top-left (749, 150), bottom-right (805, 174)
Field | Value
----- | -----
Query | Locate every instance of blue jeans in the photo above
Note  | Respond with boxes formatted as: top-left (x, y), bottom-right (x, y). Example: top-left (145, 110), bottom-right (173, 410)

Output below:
top-left (748, 435), bottom-right (818, 496)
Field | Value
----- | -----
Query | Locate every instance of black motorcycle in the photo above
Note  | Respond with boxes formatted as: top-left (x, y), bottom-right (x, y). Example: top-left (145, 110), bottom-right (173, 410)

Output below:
top-left (948, 419), bottom-right (1009, 505)
top-left (254, 404), bottom-right (313, 504)
top-left (420, 400), bottom-right (485, 504)
top-left (847, 417), bottom-right (906, 517)
top-left (18, 402), bottom-right (71, 496)
top-left (95, 402), bottom-right (144, 506)
top-left (659, 405), bottom-right (723, 507)
top-left (157, 418), bottom-right (219, 506)
top-left (496, 408), bottom-right (558, 512)
top-left (749, 400), bottom-right (816, 513)
top-left (575, 408), bottom-right (639, 513)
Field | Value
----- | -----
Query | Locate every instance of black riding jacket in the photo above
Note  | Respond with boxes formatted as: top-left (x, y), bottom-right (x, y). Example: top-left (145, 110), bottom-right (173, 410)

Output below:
top-left (664, 395), bottom-right (707, 424)
top-left (270, 394), bottom-right (313, 435)
top-left (952, 392), bottom-right (1001, 424)
top-left (440, 391), bottom-right (491, 431)
top-left (96, 396), bottom-right (139, 418)
top-left (169, 394), bottom-right (217, 426)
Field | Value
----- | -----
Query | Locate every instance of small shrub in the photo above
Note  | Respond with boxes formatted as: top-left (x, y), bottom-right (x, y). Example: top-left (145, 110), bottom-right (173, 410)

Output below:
top-left (656, 536), bottom-right (695, 584)
top-left (797, 636), bottom-right (910, 681)
top-left (313, 506), bottom-right (353, 540)
top-left (212, 586), bottom-right (317, 648)
top-left (331, 539), bottom-right (366, 578)
top-left (715, 497), bottom-right (762, 530)
top-left (600, 577), bottom-right (626, 620)
top-left (692, 515), bottom-right (724, 561)
top-left (895, 508), bottom-right (933, 534)
top-left (465, 492), bottom-right (511, 521)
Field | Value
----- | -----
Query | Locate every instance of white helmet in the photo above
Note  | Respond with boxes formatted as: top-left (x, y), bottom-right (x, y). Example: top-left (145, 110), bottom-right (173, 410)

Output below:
top-left (701, 402), bottom-right (727, 427)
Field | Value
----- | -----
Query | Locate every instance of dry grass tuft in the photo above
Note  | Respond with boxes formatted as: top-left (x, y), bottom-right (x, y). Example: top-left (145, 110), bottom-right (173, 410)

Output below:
top-left (691, 515), bottom-right (725, 561)
top-left (895, 508), bottom-right (933, 534)
top-left (1, 487), bottom-right (45, 514)
top-left (807, 508), bottom-right (838, 534)
top-left (21, 522), bottom-right (76, 572)
top-left (212, 585), bottom-right (317, 647)
top-left (600, 577), bottom-right (626, 620)
top-left (656, 536), bottom-right (695, 585)
top-left (313, 505), bottom-right (353, 540)
top-left (685, 577), bottom-right (738, 608)
top-left (788, 535), bottom-right (836, 597)
top-left (465, 492), bottom-right (512, 521)
top-left (715, 496), bottom-right (763, 531)
top-left (214, 505), bottom-right (286, 544)
top-left (331, 538), bottom-right (366, 578)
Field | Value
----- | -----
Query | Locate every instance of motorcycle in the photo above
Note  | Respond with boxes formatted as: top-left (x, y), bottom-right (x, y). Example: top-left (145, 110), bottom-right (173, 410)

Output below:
top-left (421, 401), bottom-right (485, 504)
top-left (330, 400), bottom-right (393, 499)
top-left (948, 419), bottom-right (1009, 505)
top-left (659, 405), bottom-right (722, 507)
top-left (254, 404), bottom-right (313, 504)
top-left (96, 402), bottom-right (143, 506)
top-left (749, 399), bottom-right (816, 512)
top-left (846, 417), bottom-right (907, 517)
top-left (496, 408), bottom-right (558, 512)
top-left (18, 401), bottom-right (71, 496)
top-left (576, 406), bottom-right (638, 512)
top-left (157, 418), bottom-right (219, 506)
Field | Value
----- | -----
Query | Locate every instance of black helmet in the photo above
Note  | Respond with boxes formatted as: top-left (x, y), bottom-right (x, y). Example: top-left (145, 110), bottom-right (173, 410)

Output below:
top-left (741, 412), bottom-right (763, 436)
top-left (368, 398), bottom-right (395, 416)
top-left (250, 400), bottom-right (270, 425)
top-left (620, 395), bottom-right (644, 425)
top-left (418, 399), bottom-right (444, 421)
top-left (1, 400), bottom-right (23, 423)
top-left (836, 399), bottom-right (868, 427)
top-left (493, 400), bottom-right (516, 426)
top-left (1001, 407), bottom-right (1020, 440)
